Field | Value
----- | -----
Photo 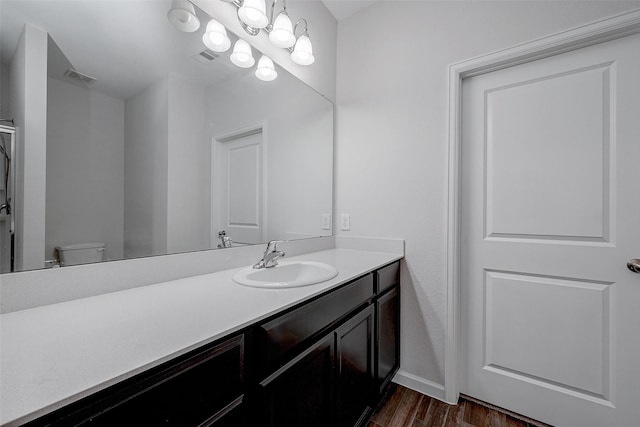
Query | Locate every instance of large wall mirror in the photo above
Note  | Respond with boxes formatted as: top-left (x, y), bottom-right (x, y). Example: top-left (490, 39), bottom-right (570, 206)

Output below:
top-left (0, 0), bottom-right (333, 273)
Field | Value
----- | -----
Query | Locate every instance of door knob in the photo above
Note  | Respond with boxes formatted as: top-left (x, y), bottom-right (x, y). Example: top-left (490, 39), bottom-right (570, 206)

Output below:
top-left (628, 259), bottom-right (640, 273)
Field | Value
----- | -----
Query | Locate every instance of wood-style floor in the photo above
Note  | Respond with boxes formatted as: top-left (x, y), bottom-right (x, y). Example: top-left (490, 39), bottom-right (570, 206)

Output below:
top-left (367, 384), bottom-right (551, 427)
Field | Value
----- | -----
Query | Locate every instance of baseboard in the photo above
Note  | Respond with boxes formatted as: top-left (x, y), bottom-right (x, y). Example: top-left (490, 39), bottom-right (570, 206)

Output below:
top-left (392, 370), bottom-right (446, 402)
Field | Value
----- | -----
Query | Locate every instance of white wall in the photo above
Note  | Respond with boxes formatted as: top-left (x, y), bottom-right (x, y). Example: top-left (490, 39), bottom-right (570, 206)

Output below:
top-left (167, 75), bottom-right (210, 254)
top-left (125, 74), bottom-right (211, 257)
top-left (46, 77), bottom-right (125, 262)
top-left (335, 0), bottom-right (640, 395)
top-left (124, 78), bottom-right (169, 258)
top-left (9, 24), bottom-right (47, 271)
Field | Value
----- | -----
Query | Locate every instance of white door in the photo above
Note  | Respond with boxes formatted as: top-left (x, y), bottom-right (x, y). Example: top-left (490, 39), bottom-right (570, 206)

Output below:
top-left (461, 33), bottom-right (640, 427)
top-left (213, 131), bottom-right (264, 245)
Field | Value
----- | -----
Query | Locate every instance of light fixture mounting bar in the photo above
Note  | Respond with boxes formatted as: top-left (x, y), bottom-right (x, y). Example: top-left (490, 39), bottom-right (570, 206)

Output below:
top-left (223, 0), bottom-right (299, 51)
top-left (219, 0), bottom-right (315, 64)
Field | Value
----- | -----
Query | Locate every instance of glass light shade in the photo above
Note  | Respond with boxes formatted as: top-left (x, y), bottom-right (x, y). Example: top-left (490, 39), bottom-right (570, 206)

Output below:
top-left (238, 0), bottom-right (268, 29)
top-left (291, 34), bottom-right (314, 65)
top-left (268, 12), bottom-right (295, 48)
top-left (202, 19), bottom-right (231, 52)
top-left (167, 0), bottom-right (200, 32)
top-left (255, 55), bottom-right (277, 81)
top-left (230, 39), bottom-right (255, 68)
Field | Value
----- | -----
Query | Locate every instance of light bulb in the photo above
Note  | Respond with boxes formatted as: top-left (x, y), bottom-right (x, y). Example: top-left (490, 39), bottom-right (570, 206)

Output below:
top-left (255, 55), bottom-right (277, 81)
top-left (291, 34), bottom-right (314, 65)
top-left (269, 11), bottom-right (295, 48)
top-left (230, 39), bottom-right (255, 68)
top-left (167, 0), bottom-right (200, 32)
top-left (202, 19), bottom-right (231, 52)
top-left (238, 0), bottom-right (268, 29)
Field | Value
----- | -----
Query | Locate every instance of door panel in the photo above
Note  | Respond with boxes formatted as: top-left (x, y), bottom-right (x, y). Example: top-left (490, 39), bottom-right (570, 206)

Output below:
top-left (484, 270), bottom-right (611, 398)
top-left (485, 64), bottom-right (611, 241)
top-left (461, 33), bottom-right (640, 426)
top-left (214, 131), bottom-right (264, 245)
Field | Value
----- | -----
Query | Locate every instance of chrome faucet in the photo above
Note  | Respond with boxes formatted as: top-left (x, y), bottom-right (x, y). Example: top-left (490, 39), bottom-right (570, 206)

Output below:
top-left (217, 230), bottom-right (232, 248)
top-left (0, 198), bottom-right (10, 215)
top-left (253, 240), bottom-right (286, 269)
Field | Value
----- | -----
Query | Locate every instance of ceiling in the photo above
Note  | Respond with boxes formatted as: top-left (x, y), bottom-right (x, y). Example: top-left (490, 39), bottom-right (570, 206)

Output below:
top-left (0, 0), bottom-right (242, 100)
top-left (320, 0), bottom-right (378, 21)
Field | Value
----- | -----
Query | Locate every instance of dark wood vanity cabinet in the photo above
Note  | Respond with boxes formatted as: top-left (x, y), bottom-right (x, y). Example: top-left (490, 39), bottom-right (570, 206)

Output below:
top-left (75, 333), bottom-right (245, 427)
top-left (255, 261), bottom-right (400, 427)
top-left (25, 334), bottom-right (246, 427)
top-left (25, 261), bottom-right (400, 427)
top-left (257, 305), bottom-right (377, 427)
top-left (254, 273), bottom-right (374, 427)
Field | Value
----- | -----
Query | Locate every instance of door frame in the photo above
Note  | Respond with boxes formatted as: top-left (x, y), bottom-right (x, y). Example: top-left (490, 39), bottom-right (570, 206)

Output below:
top-left (445, 9), bottom-right (640, 404)
top-left (211, 121), bottom-right (268, 247)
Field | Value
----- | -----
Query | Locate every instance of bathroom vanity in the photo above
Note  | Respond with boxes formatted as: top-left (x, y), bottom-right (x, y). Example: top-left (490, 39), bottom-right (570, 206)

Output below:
top-left (1, 249), bottom-right (401, 427)
top-left (256, 261), bottom-right (400, 427)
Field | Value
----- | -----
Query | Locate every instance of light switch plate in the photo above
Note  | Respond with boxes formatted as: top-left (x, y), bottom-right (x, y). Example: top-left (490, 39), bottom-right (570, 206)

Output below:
top-left (322, 214), bottom-right (331, 230)
top-left (340, 214), bottom-right (351, 231)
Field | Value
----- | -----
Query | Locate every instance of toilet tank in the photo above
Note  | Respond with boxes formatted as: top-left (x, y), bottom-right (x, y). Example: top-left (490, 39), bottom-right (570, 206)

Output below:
top-left (56, 243), bottom-right (105, 266)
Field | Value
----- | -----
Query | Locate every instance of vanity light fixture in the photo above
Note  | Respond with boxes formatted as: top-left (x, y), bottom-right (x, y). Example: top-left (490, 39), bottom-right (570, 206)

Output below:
top-left (255, 55), bottom-right (277, 81)
top-left (238, 0), bottom-right (269, 30)
top-left (230, 39), bottom-right (255, 68)
top-left (202, 18), bottom-right (231, 52)
top-left (269, 6), bottom-right (295, 48)
top-left (290, 19), bottom-right (314, 65)
top-left (220, 0), bottom-right (315, 66)
top-left (167, 0), bottom-right (201, 32)
top-left (167, 1), bottom-right (281, 80)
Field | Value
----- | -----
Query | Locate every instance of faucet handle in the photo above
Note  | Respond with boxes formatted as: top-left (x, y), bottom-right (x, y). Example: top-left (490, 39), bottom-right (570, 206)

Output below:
top-left (265, 240), bottom-right (288, 252)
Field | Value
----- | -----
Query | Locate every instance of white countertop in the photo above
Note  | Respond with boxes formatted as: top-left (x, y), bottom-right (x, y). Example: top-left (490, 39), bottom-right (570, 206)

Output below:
top-left (0, 248), bottom-right (401, 426)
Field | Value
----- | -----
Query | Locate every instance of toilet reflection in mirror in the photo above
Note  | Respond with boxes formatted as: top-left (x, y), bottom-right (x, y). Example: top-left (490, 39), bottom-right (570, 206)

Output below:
top-left (55, 243), bottom-right (105, 267)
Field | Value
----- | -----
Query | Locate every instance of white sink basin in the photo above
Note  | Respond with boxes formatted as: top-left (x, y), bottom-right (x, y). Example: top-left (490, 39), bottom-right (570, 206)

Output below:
top-left (233, 261), bottom-right (339, 288)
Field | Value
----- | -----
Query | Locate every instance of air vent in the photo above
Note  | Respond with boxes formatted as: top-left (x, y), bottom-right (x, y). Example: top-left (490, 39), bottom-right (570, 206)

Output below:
top-left (192, 49), bottom-right (220, 64)
top-left (64, 69), bottom-right (97, 85)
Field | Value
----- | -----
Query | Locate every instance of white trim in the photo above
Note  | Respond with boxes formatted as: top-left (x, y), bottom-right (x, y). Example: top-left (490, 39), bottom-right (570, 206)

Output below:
top-left (445, 8), bottom-right (640, 405)
top-left (393, 370), bottom-right (445, 401)
top-left (214, 121), bottom-right (265, 143)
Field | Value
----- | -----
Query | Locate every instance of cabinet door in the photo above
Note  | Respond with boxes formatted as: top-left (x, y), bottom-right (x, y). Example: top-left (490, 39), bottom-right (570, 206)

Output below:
top-left (258, 334), bottom-right (334, 427)
top-left (376, 286), bottom-right (400, 394)
top-left (335, 305), bottom-right (375, 427)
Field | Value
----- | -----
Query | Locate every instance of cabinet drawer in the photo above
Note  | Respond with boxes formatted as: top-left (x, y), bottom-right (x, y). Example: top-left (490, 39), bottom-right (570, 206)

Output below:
top-left (376, 262), bottom-right (400, 294)
top-left (27, 335), bottom-right (245, 427)
top-left (258, 274), bottom-right (374, 373)
top-left (86, 335), bottom-right (244, 426)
